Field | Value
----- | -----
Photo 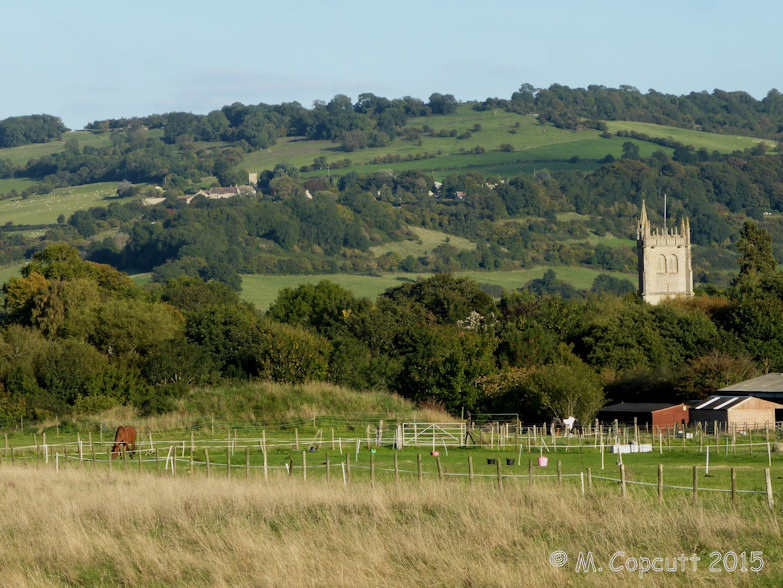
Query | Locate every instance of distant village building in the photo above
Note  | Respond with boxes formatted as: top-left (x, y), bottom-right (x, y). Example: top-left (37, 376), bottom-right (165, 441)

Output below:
top-left (636, 200), bottom-right (693, 304)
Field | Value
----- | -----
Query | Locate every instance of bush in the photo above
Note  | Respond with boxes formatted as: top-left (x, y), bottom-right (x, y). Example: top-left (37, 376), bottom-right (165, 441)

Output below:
top-left (254, 320), bottom-right (331, 383)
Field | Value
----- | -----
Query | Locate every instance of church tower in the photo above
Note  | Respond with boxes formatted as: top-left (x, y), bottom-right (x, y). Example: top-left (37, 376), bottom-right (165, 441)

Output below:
top-left (637, 200), bottom-right (693, 304)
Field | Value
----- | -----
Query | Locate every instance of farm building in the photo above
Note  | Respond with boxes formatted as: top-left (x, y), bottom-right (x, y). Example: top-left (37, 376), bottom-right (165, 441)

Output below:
top-left (689, 396), bottom-right (783, 432)
top-left (719, 373), bottom-right (783, 421)
top-left (597, 403), bottom-right (689, 431)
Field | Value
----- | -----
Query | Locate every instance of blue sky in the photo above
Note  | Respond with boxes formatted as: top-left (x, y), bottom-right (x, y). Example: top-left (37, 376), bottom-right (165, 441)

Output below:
top-left (3, 1), bottom-right (781, 129)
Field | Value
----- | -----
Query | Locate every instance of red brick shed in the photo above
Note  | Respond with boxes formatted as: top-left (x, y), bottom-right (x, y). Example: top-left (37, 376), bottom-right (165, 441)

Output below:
top-left (597, 403), bottom-right (690, 431)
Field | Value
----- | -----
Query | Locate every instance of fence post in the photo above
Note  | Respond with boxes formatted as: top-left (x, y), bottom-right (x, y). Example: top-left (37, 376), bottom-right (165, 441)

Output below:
top-left (658, 464), bottom-right (663, 504)
top-left (528, 458), bottom-right (533, 486)
top-left (326, 451), bottom-right (331, 483)
top-left (765, 468), bottom-right (774, 511)
top-left (108, 449), bottom-right (112, 473)
top-left (731, 467), bottom-right (737, 507)
top-left (138, 447), bottom-right (142, 473)
top-left (302, 451), bottom-right (307, 481)
top-left (496, 458), bottom-right (502, 490)
top-left (346, 454), bottom-right (351, 485)
top-left (557, 460), bottom-right (562, 488)
top-left (587, 467), bottom-right (592, 492)
top-left (417, 453), bottom-right (422, 484)
top-left (226, 446), bottom-right (231, 479)
top-left (394, 452), bottom-right (399, 484)
top-left (122, 446), bottom-right (127, 473)
top-left (692, 465), bottom-right (698, 505)
top-left (435, 455), bottom-right (442, 482)
top-left (92, 446), bottom-right (96, 471)
top-left (263, 448), bottom-right (268, 481)
top-left (205, 448), bottom-right (210, 477)
top-left (295, 429), bottom-right (299, 451)
top-left (620, 464), bottom-right (626, 499)
top-left (371, 452), bottom-right (375, 485)
top-left (468, 455), bottom-right (473, 486)
top-left (246, 447), bottom-right (250, 480)
top-left (155, 449), bottom-right (159, 475)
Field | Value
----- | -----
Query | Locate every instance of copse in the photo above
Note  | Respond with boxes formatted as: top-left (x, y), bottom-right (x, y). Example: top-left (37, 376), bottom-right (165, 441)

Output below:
top-left (0, 114), bottom-right (68, 148)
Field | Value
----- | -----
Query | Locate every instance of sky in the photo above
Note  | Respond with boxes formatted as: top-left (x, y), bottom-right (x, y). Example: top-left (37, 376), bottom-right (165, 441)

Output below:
top-left (3, 1), bottom-right (782, 130)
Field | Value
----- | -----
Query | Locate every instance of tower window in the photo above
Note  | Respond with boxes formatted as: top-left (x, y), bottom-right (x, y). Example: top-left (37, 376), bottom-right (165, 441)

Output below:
top-left (657, 254), bottom-right (667, 273)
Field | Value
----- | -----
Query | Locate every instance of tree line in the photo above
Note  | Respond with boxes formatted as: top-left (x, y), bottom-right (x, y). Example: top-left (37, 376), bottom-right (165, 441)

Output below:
top-left (478, 83), bottom-right (783, 140)
top-left (0, 222), bottom-right (779, 426)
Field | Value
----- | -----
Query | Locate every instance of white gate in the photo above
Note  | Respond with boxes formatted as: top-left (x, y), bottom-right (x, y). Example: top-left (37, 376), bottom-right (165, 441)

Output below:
top-left (400, 422), bottom-right (466, 448)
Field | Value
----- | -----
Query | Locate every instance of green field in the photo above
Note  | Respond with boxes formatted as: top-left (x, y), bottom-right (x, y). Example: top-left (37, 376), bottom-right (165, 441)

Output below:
top-left (606, 120), bottom-right (776, 152)
top-left (0, 182), bottom-right (127, 225)
top-left (240, 267), bottom-right (635, 310)
top-left (370, 226), bottom-right (476, 257)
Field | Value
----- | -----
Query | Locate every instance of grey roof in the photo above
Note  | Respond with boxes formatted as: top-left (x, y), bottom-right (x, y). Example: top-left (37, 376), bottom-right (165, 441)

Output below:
top-left (599, 403), bottom-right (685, 413)
top-left (720, 373), bottom-right (783, 394)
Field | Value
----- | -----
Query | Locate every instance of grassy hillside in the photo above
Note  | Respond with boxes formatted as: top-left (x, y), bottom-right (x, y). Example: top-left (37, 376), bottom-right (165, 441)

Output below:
top-left (239, 105), bottom-right (771, 179)
top-left (0, 182), bottom-right (125, 225)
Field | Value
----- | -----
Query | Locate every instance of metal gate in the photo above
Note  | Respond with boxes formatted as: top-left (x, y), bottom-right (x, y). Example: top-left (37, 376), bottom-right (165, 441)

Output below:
top-left (400, 422), bottom-right (466, 447)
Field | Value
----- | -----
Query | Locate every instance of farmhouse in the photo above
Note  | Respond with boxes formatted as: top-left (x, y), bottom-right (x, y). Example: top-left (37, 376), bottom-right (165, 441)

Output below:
top-left (597, 402), bottom-right (689, 431)
top-left (193, 185), bottom-right (256, 199)
top-left (689, 396), bottom-right (782, 432)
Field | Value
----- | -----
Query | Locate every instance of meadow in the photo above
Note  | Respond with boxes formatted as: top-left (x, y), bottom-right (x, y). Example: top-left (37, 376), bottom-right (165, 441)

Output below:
top-left (0, 182), bottom-right (123, 225)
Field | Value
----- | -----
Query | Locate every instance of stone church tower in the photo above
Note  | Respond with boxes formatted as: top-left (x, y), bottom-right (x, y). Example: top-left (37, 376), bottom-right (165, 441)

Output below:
top-left (637, 201), bottom-right (693, 304)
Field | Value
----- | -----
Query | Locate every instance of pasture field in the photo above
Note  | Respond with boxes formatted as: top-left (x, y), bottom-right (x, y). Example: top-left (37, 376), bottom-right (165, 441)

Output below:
top-left (369, 226), bottom-right (477, 257)
top-left (0, 130), bottom-right (115, 166)
top-left (1, 418), bottom-right (782, 586)
top-left (0, 262), bottom-right (24, 285)
top-left (605, 120), bottom-right (777, 152)
top-left (0, 182), bottom-right (126, 225)
top-left (240, 266), bottom-right (636, 310)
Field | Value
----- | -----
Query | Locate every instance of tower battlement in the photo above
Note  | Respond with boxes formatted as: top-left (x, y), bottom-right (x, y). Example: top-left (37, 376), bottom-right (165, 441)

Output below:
top-left (636, 200), bottom-right (693, 304)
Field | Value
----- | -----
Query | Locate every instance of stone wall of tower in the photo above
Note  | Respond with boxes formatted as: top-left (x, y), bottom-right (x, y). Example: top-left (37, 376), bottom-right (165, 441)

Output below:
top-left (637, 202), bottom-right (693, 304)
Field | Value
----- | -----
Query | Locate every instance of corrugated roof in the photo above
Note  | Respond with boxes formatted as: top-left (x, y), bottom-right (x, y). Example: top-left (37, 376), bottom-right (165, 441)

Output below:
top-left (720, 373), bottom-right (783, 393)
top-left (693, 395), bottom-right (783, 410)
top-left (694, 396), bottom-right (748, 410)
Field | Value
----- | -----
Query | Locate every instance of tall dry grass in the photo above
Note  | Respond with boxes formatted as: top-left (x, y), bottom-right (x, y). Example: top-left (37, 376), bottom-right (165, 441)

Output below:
top-left (0, 465), bottom-right (780, 587)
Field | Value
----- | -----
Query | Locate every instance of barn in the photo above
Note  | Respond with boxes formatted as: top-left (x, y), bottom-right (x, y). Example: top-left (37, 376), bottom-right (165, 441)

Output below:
top-left (597, 403), bottom-right (689, 431)
top-left (719, 374), bottom-right (783, 421)
top-left (689, 396), bottom-right (782, 432)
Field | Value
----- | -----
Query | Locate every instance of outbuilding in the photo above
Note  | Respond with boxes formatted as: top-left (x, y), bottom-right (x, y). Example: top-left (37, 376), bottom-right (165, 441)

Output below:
top-left (719, 374), bottom-right (783, 421)
top-left (597, 403), bottom-right (689, 432)
top-left (689, 396), bottom-right (782, 432)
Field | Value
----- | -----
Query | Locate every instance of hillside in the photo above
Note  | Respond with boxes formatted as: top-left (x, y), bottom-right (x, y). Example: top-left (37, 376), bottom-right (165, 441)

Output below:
top-left (1, 85), bottom-right (783, 300)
